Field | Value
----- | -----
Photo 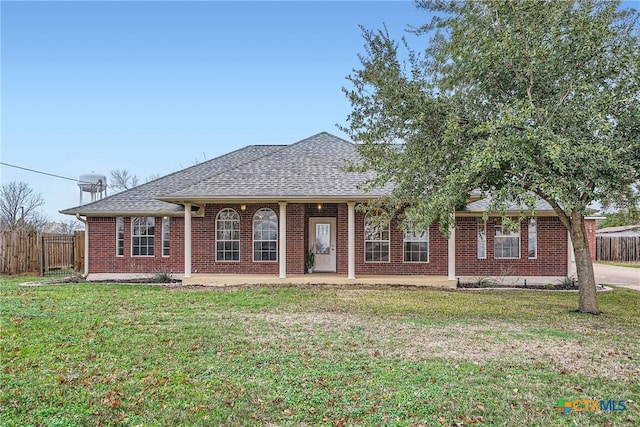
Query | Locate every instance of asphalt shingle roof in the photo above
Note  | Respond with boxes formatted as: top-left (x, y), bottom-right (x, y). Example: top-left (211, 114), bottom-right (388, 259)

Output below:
top-left (61, 132), bottom-right (383, 216)
top-left (61, 131), bottom-right (555, 216)
top-left (461, 197), bottom-right (554, 212)
top-left (161, 132), bottom-right (385, 199)
top-left (61, 143), bottom-right (286, 215)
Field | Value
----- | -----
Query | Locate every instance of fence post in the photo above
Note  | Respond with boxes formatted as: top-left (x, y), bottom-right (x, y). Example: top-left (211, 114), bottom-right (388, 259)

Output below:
top-left (40, 233), bottom-right (45, 276)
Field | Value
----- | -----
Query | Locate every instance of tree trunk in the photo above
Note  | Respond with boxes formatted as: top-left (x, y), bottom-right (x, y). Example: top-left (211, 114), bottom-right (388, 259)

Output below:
top-left (569, 212), bottom-right (600, 315)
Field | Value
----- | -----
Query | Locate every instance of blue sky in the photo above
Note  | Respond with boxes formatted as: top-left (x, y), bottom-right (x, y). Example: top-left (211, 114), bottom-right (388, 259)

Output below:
top-left (1, 1), bottom-right (426, 223)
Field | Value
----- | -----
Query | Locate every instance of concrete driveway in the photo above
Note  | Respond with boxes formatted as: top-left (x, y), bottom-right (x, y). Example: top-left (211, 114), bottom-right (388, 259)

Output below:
top-left (593, 263), bottom-right (640, 291)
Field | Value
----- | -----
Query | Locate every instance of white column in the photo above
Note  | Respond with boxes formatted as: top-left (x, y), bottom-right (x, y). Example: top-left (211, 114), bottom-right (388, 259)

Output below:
top-left (448, 214), bottom-right (456, 280)
top-left (279, 201), bottom-right (287, 279)
top-left (184, 203), bottom-right (192, 278)
top-left (347, 202), bottom-right (356, 279)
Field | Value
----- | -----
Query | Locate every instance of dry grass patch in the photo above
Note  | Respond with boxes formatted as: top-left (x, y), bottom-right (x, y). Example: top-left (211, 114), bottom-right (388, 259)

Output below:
top-left (240, 311), bottom-right (639, 382)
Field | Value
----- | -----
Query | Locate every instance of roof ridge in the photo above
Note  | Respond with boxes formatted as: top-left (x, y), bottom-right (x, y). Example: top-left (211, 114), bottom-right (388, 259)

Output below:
top-left (290, 131), bottom-right (355, 147)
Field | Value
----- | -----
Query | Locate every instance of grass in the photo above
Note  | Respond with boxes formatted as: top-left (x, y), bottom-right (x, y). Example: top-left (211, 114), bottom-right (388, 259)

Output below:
top-left (596, 261), bottom-right (640, 269)
top-left (1, 276), bottom-right (639, 426)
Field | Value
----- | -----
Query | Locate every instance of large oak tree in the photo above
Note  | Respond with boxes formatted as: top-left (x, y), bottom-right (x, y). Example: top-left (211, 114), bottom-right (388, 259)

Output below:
top-left (343, 0), bottom-right (640, 314)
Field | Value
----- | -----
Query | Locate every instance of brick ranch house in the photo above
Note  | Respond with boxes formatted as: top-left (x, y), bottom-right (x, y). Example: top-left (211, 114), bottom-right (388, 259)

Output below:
top-left (61, 132), bottom-right (596, 285)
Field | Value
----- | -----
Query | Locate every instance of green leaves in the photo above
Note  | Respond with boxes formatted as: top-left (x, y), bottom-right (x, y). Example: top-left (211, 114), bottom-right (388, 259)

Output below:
top-left (344, 0), bottom-right (640, 224)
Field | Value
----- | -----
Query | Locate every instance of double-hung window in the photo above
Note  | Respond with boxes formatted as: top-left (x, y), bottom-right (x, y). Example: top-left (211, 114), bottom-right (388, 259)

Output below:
top-left (494, 218), bottom-right (520, 259)
top-left (364, 212), bottom-right (390, 262)
top-left (403, 223), bottom-right (428, 262)
top-left (131, 217), bottom-right (155, 256)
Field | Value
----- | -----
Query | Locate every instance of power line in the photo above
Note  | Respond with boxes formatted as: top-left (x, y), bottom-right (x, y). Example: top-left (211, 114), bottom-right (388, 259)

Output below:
top-left (0, 161), bottom-right (90, 183)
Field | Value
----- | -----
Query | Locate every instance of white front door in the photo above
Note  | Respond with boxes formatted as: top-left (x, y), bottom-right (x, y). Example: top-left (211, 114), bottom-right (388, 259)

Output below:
top-left (309, 218), bottom-right (336, 272)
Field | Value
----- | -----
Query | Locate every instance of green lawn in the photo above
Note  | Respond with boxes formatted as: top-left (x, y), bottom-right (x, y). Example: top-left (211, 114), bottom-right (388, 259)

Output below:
top-left (596, 261), bottom-right (640, 269)
top-left (1, 276), bottom-right (638, 426)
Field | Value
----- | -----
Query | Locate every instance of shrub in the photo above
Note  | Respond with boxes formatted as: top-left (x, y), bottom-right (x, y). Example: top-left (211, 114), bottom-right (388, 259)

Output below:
top-left (558, 277), bottom-right (576, 288)
top-left (153, 269), bottom-right (173, 283)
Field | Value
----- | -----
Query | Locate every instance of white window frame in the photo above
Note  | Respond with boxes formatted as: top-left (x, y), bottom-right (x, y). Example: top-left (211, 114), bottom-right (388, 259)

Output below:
top-left (477, 218), bottom-right (486, 259)
top-left (216, 208), bottom-right (240, 262)
top-left (528, 218), bottom-right (537, 259)
top-left (494, 217), bottom-right (520, 259)
top-left (403, 223), bottom-right (429, 263)
top-left (162, 217), bottom-right (170, 257)
top-left (116, 217), bottom-right (124, 257)
top-left (131, 217), bottom-right (155, 257)
top-left (364, 212), bottom-right (390, 263)
top-left (253, 208), bottom-right (278, 262)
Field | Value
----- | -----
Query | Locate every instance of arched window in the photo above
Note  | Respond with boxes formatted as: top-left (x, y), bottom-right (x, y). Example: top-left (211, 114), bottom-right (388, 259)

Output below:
top-left (216, 208), bottom-right (240, 261)
top-left (253, 208), bottom-right (278, 261)
top-left (364, 212), bottom-right (390, 262)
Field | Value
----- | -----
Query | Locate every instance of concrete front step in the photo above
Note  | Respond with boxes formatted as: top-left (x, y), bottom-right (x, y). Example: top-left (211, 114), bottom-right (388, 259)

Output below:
top-left (182, 273), bottom-right (456, 288)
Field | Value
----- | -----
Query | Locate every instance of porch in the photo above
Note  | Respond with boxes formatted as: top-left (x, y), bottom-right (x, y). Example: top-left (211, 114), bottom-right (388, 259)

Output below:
top-left (182, 273), bottom-right (456, 288)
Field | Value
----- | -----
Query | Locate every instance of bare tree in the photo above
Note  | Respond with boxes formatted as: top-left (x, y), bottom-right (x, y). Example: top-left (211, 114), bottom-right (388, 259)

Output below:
top-left (0, 181), bottom-right (48, 231)
top-left (109, 169), bottom-right (139, 192)
top-left (58, 218), bottom-right (84, 234)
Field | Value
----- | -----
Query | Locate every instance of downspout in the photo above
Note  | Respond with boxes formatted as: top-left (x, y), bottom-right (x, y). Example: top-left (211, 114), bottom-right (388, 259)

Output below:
top-left (76, 214), bottom-right (89, 277)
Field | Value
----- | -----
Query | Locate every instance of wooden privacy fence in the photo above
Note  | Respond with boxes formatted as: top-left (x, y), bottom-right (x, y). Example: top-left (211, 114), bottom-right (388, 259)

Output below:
top-left (596, 235), bottom-right (640, 262)
top-left (0, 231), bottom-right (84, 276)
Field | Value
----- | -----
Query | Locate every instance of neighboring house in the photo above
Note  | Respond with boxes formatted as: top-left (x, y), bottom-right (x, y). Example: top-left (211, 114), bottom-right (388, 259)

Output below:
top-left (596, 224), bottom-right (640, 237)
top-left (61, 132), bottom-right (596, 284)
top-left (595, 224), bottom-right (640, 262)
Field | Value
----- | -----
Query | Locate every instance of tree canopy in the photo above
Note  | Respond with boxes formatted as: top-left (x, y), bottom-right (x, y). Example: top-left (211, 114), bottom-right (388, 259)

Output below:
top-left (343, 0), bottom-right (640, 314)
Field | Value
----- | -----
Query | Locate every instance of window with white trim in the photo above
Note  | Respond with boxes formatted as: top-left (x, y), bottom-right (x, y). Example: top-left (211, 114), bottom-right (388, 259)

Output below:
top-left (528, 218), bottom-right (537, 259)
top-left (162, 217), bottom-right (170, 257)
top-left (253, 208), bottom-right (277, 261)
top-left (494, 218), bottom-right (520, 259)
top-left (116, 217), bottom-right (124, 256)
top-left (131, 217), bottom-right (155, 256)
top-left (364, 212), bottom-right (390, 262)
top-left (403, 223), bottom-right (428, 262)
top-left (216, 208), bottom-right (240, 261)
top-left (477, 219), bottom-right (486, 259)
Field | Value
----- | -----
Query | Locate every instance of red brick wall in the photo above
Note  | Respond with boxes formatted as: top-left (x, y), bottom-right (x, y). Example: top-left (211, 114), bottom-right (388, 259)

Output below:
top-left (87, 206), bottom-right (572, 277)
top-left (192, 204), bottom-right (281, 274)
top-left (287, 204), bottom-right (306, 274)
top-left (353, 212), bottom-right (449, 276)
top-left (337, 204), bottom-right (348, 275)
top-left (87, 217), bottom-right (183, 274)
top-left (585, 218), bottom-right (597, 261)
top-left (87, 204), bottom-right (305, 275)
top-left (455, 216), bottom-right (568, 276)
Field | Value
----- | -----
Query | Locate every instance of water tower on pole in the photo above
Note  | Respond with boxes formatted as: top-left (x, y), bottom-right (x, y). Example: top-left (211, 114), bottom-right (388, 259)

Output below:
top-left (78, 173), bottom-right (107, 205)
